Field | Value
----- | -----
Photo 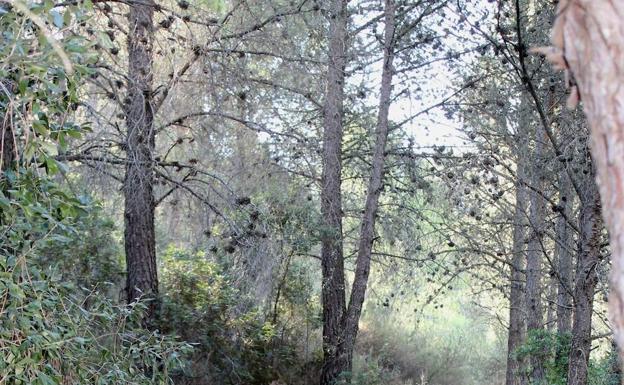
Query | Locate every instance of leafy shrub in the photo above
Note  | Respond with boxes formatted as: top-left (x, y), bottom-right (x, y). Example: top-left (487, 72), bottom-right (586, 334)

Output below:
top-left (1, 2), bottom-right (193, 384)
top-left (516, 330), bottom-right (621, 385)
top-left (37, 199), bottom-right (124, 289)
top-left (0, 173), bottom-right (191, 385)
top-left (589, 347), bottom-right (621, 385)
top-left (515, 330), bottom-right (571, 385)
top-left (0, 253), bottom-right (191, 385)
top-left (159, 246), bottom-right (295, 385)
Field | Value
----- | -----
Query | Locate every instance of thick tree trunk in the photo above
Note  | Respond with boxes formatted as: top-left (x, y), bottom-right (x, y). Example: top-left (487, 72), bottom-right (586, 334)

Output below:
top-left (338, 0), bottom-right (396, 377)
top-left (556, 171), bottom-right (574, 335)
top-left (544, 0), bottom-right (624, 369)
top-left (568, 179), bottom-right (602, 385)
top-left (124, 0), bottom-right (158, 321)
top-left (506, 137), bottom-right (528, 385)
top-left (320, 0), bottom-right (348, 382)
top-left (525, 122), bottom-right (546, 383)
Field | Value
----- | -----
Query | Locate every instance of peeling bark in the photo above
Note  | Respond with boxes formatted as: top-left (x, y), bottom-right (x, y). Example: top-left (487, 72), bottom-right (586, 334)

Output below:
top-left (542, 0), bottom-right (624, 367)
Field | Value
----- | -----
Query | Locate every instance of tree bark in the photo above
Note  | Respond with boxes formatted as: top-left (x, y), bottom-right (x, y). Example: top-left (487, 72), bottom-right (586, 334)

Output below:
top-left (543, 0), bottom-right (624, 368)
top-left (1, 78), bottom-right (16, 178)
top-left (1, 80), bottom-right (16, 231)
top-left (505, 140), bottom-right (528, 385)
top-left (568, 178), bottom-right (602, 385)
top-left (320, 1), bottom-right (397, 383)
top-left (124, 0), bottom-right (158, 322)
top-left (525, 121), bottom-right (546, 383)
top-left (556, 171), bottom-right (574, 335)
top-left (505, 130), bottom-right (528, 385)
top-left (339, 0), bottom-right (396, 376)
top-left (320, 0), bottom-right (348, 382)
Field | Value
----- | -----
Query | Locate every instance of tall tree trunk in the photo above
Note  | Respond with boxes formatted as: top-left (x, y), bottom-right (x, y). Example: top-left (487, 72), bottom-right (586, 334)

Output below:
top-left (506, 144), bottom-right (528, 385)
top-left (1, 80), bottom-right (16, 229)
top-left (338, 0), bottom-right (396, 378)
top-left (568, 177), bottom-right (602, 385)
top-left (124, 0), bottom-right (158, 321)
top-left (543, 0), bottom-right (624, 368)
top-left (525, 122), bottom-right (546, 383)
top-left (320, 0), bottom-right (348, 382)
top-left (320, 1), bottom-right (397, 383)
top-left (556, 171), bottom-right (574, 335)
top-left (554, 169), bottom-right (574, 377)
top-left (1, 78), bottom-right (16, 177)
top-left (546, 277), bottom-right (557, 331)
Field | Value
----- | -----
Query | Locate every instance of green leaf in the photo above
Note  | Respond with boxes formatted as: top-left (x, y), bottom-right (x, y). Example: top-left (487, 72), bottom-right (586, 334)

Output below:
top-left (41, 141), bottom-right (58, 156)
top-left (0, 196), bottom-right (10, 208)
top-left (36, 371), bottom-right (56, 385)
top-left (97, 31), bottom-right (114, 49)
top-left (63, 9), bottom-right (72, 26)
top-left (66, 128), bottom-right (82, 139)
top-left (18, 79), bottom-right (27, 94)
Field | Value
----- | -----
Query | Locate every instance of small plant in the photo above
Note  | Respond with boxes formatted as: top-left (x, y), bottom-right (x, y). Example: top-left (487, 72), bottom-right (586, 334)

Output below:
top-left (515, 329), bottom-right (571, 385)
top-left (159, 246), bottom-right (296, 384)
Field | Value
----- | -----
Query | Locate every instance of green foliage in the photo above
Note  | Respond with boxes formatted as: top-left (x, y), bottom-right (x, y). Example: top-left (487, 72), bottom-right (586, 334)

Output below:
top-left (0, 131), bottom-right (188, 385)
top-left (276, 258), bottom-right (320, 321)
top-left (515, 331), bottom-right (621, 385)
top-left (515, 330), bottom-right (571, 385)
top-left (0, 252), bottom-right (191, 385)
top-left (1, 3), bottom-right (192, 385)
top-left (589, 348), bottom-right (621, 385)
top-left (37, 198), bottom-right (123, 287)
top-left (0, 142), bottom-right (189, 385)
top-left (0, 171), bottom-right (87, 247)
top-left (159, 246), bottom-right (294, 384)
top-left (0, 172), bottom-right (122, 288)
top-left (0, 0), bottom-right (95, 172)
top-left (257, 181), bottom-right (320, 253)
top-left (354, 300), bottom-right (506, 385)
top-left (0, 0), bottom-right (94, 241)
top-left (343, 354), bottom-right (404, 385)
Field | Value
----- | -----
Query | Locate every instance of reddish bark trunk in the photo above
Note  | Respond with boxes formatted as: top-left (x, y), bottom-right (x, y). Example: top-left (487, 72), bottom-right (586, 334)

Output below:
top-left (542, 0), bottom-right (624, 368)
